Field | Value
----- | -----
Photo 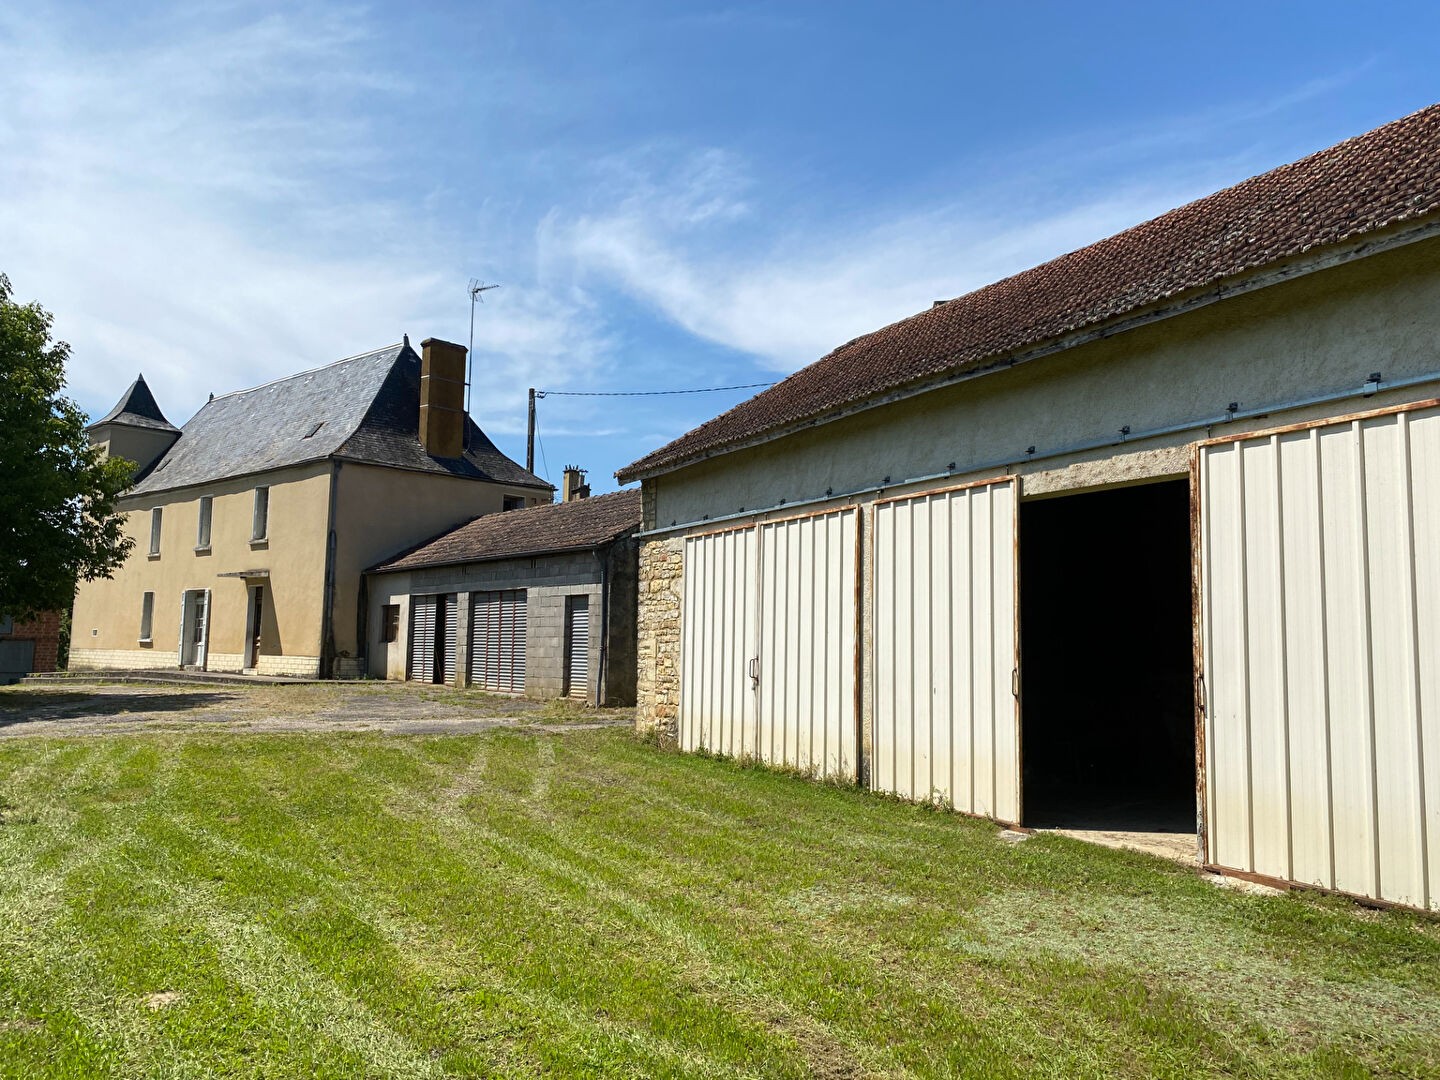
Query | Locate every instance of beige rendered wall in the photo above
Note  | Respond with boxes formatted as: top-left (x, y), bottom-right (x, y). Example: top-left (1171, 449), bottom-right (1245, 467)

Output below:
top-left (650, 236), bottom-right (1440, 528)
top-left (92, 426), bottom-right (179, 478)
top-left (69, 463), bottom-right (332, 676)
top-left (329, 462), bottom-right (550, 672)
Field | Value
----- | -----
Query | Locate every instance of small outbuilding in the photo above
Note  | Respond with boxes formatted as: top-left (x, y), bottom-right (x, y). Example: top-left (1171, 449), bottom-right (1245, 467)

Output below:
top-left (366, 487), bottom-right (641, 704)
top-left (0, 612), bottom-right (62, 684)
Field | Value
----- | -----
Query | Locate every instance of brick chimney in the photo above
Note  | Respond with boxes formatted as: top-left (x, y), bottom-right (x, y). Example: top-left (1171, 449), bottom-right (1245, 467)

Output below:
top-left (419, 338), bottom-right (466, 459)
top-left (561, 465), bottom-right (590, 502)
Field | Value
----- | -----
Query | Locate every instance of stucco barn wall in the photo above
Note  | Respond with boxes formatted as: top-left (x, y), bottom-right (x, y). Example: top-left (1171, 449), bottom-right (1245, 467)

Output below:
top-left (650, 237), bottom-right (1440, 528)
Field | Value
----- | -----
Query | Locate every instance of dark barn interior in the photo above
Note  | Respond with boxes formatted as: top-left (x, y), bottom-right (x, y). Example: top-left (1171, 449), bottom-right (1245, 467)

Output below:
top-left (1019, 479), bottom-right (1196, 833)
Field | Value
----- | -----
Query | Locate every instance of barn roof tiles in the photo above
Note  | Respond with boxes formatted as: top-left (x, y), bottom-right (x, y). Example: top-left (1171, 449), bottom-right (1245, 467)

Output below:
top-left (127, 343), bottom-right (549, 496)
top-left (617, 104), bottom-right (1440, 482)
top-left (370, 488), bottom-right (643, 573)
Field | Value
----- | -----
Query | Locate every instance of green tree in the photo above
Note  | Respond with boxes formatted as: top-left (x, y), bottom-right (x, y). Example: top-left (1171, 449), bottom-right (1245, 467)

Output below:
top-left (0, 274), bottom-right (133, 619)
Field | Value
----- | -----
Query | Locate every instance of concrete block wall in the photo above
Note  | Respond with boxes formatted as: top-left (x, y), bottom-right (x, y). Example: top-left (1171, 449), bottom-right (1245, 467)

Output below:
top-left (257, 654), bottom-right (322, 679)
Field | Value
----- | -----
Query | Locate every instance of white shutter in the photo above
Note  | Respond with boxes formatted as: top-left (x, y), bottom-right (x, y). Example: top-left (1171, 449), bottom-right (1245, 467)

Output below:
top-left (564, 596), bottom-right (590, 699)
top-left (441, 593), bottom-right (458, 685)
top-left (873, 479), bottom-right (1020, 822)
top-left (1199, 402), bottom-right (1440, 910)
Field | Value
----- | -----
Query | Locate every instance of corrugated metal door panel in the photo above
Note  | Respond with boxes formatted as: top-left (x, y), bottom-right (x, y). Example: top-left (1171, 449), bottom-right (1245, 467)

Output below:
top-left (510, 591), bottom-right (528, 692)
top-left (874, 479), bottom-right (1018, 821)
top-left (1413, 412), bottom-right (1440, 906)
top-left (1278, 430), bottom-right (1335, 890)
top-left (565, 596), bottom-right (590, 699)
top-left (441, 593), bottom-right (458, 685)
top-left (680, 527), bottom-right (758, 759)
top-left (1201, 402), bottom-right (1440, 909)
top-left (756, 509), bottom-right (859, 781)
top-left (408, 595), bottom-right (437, 682)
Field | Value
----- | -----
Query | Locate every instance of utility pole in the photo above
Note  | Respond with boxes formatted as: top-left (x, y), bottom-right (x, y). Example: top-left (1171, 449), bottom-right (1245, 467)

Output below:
top-left (526, 388), bottom-right (538, 473)
top-left (466, 279), bottom-right (500, 450)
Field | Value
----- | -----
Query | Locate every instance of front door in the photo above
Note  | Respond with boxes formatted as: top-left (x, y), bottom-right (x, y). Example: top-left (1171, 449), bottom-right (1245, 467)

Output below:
top-left (246, 586), bottom-right (264, 669)
top-left (179, 589), bottom-right (210, 669)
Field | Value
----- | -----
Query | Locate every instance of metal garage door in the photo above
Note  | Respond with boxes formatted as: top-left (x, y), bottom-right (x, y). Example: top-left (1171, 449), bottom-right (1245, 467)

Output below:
top-left (0, 640), bottom-right (34, 685)
top-left (1199, 401), bottom-right (1440, 909)
top-left (408, 595), bottom-right (437, 681)
top-left (564, 595), bottom-right (590, 700)
top-left (679, 525), bottom-right (759, 760)
top-left (408, 593), bottom-right (456, 684)
top-left (756, 509), bottom-right (859, 779)
top-left (679, 508), bottom-right (860, 779)
top-left (470, 590), bottom-right (527, 693)
top-left (873, 479), bottom-right (1020, 822)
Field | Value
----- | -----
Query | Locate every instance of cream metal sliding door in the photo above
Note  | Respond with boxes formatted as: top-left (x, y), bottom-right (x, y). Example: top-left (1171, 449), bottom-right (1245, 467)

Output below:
top-left (873, 478), bottom-right (1020, 822)
top-left (1199, 401), bottom-right (1440, 910)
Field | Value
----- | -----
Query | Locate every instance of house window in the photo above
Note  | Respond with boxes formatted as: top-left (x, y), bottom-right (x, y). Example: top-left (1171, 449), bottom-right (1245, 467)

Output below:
top-left (196, 496), bottom-right (213, 549)
top-left (380, 604), bottom-right (400, 643)
top-left (149, 507), bottom-right (163, 555)
top-left (251, 487), bottom-right (269, 541)
top-left (502, 495), bottom-right (525, 511)
top-left (139, 592), bottom-right (154, 642)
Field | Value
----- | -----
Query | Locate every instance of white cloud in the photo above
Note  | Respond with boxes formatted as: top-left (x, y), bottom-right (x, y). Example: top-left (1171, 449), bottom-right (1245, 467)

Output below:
top-left (0, 3), bottom-right (609, 430)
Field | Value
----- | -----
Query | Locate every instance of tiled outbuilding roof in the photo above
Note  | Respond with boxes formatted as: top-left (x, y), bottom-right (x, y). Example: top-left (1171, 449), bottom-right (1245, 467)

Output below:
top-left (88, 374), bottom-right (178, 433)
top-left (127, 343), bottom-right (549, 496)
top-left (618, 104), bottom-right (1440, 482)
top-left (370, 488), bottom-right (642, 573)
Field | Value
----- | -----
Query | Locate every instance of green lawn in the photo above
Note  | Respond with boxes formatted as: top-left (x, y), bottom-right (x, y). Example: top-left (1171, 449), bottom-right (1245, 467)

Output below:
top-left (1, 720), bottom-right (1438, 1077)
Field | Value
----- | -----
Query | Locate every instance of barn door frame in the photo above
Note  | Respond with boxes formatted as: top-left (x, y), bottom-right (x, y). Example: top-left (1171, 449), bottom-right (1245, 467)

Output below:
top-left (870, 474), bottom-right (1022, 824)
top-left (1192, 395), bottom-right (1440, 905)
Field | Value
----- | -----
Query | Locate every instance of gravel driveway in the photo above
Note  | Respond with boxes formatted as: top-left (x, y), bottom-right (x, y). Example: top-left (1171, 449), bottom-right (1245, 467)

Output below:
top-left (0, 680), bottom-right (632, 738)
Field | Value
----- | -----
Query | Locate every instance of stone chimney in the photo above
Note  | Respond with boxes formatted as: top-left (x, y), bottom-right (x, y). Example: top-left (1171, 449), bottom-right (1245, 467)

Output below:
top-left (561, 465), bottom-right (590, 502)
top-left (419, 338), bottom-right (467, 459)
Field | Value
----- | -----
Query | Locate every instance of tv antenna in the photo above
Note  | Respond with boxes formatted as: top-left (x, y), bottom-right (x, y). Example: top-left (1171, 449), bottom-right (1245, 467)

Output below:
top-left (466, 279), bottom-right (501, 447)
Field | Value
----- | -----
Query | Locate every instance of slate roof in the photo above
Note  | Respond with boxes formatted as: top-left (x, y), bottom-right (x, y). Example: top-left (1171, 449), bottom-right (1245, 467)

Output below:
top-left (370, 488), bottom-right (643, 573)
top-left (128, 342), bottom-right (549, 496)
top-left (88, 374), bottom-right (179, 433)
top-left (618, 104), bottom-right (1440, 482)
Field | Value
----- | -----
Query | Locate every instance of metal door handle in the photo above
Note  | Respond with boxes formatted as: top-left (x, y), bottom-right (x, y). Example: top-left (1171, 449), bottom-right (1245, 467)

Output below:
top-left (748, 657), bottom-right (759, 687)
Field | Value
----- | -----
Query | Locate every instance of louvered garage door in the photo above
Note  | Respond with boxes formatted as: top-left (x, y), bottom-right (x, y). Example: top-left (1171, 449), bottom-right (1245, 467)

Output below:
top-left (564, 595), bottom-right (590, 700)
top-left (470, 590), bottom-right (527, 693)
top-left (679, 508), bottom-right (859, 781)
top-left (408, 595), bottom-right (437, 682)
top-left (873, 479), bottom-right (1020, 822)
top-left (440, 593), bottom-right (458, 685)
top-left (1199, 402), bottom-right (1440, 910)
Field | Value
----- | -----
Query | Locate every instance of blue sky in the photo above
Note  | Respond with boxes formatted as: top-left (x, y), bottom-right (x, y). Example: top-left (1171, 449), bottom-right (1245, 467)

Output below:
top-left (3, 2), bottom-right (1438, 493)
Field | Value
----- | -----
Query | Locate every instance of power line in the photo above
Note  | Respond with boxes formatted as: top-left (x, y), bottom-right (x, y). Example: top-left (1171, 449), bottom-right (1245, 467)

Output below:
top-left (535, 382), bottom-right (776, 399)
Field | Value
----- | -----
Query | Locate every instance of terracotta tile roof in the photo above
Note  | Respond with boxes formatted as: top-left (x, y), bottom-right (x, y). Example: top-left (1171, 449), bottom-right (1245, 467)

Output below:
top-left (618, 104), bottom-right (1440, 482)
top-left (370, 488), bottom-right (643, 573)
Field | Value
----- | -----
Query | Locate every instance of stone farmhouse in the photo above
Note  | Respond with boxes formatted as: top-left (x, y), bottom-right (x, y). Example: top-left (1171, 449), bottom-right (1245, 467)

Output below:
top-left (71, 338), bottom-right (551, 678)
top-left (618, 105), bottom-right (1440, 911)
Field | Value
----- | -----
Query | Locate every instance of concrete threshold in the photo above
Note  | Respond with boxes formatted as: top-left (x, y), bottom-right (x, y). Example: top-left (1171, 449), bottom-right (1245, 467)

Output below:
top-left (1044, 827), bottom-right (1199, 865)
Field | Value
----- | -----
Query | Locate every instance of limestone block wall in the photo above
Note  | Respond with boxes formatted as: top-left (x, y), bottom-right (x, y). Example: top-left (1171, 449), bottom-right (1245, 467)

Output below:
top-left (635, 535), bottom-right (682, 740)
top-left (69, 648), bottom-right (181, 671)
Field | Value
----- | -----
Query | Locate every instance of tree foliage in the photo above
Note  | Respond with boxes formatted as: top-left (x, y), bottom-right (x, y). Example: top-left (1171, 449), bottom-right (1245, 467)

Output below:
top-left (0, 274), bottom-right (134, 619)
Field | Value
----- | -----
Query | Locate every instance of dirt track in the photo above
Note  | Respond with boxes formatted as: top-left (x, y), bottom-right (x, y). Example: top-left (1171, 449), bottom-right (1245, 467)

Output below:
top-left (0, 681), bottom-right (631, 738)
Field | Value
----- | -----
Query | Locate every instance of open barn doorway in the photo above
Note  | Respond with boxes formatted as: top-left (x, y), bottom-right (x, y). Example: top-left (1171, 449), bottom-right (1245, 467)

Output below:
top-left (1019, 479), bottom-right (1196, 858)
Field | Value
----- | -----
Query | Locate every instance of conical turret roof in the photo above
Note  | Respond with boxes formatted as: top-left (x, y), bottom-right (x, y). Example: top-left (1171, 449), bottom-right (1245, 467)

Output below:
top-left (88, 374), bottom-right (179, 433)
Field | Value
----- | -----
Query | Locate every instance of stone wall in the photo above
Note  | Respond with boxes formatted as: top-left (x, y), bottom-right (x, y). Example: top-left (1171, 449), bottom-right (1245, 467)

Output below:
top-left (69, 648), bottom-right (181, 670)
top-left (635, 534), bottom-right (682, 740)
